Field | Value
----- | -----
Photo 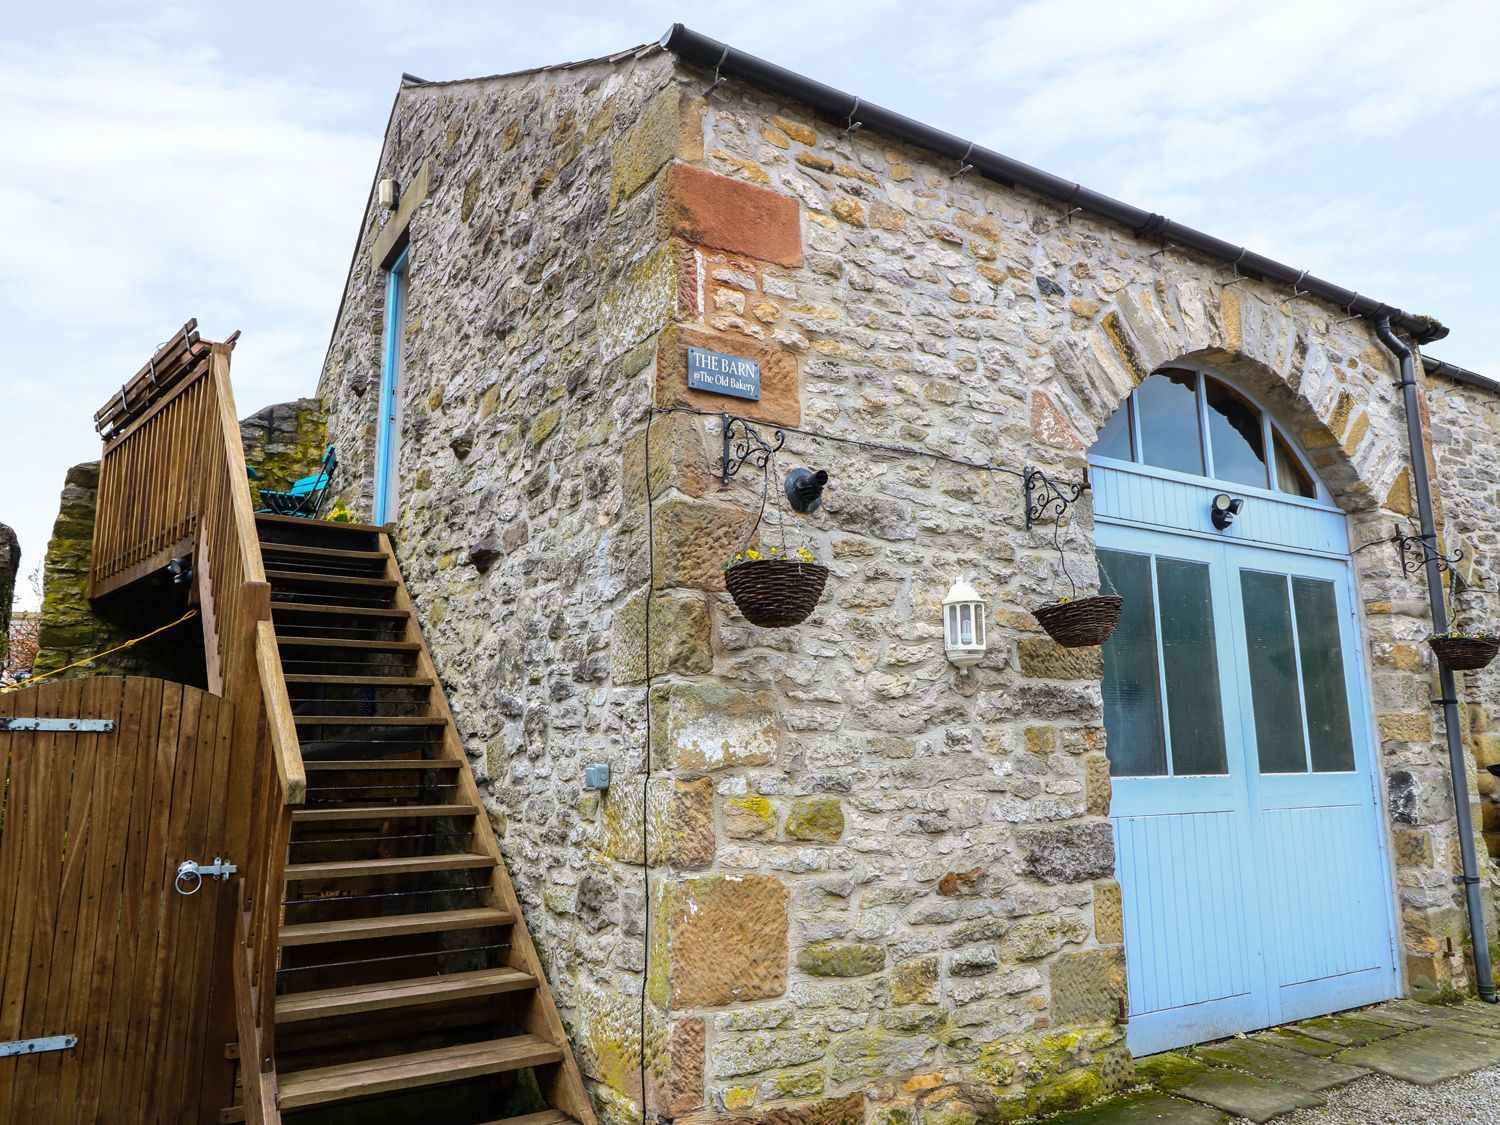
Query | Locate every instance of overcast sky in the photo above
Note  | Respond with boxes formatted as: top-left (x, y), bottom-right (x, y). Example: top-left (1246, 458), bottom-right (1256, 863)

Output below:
top-left (4, 0), bottom-right (1497, 608)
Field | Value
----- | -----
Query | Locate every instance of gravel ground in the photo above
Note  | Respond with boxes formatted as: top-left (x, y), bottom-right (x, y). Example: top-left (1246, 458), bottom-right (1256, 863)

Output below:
top-left (1232, 1065), bottom-right (1500, 1124)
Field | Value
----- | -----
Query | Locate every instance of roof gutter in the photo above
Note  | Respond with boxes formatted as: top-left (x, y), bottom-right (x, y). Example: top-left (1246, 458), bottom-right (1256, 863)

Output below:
top-left (1377, 318), bottom-right (1497, 1004)
top-left (660, 24), bottom-right (1449, 345)
top-left (1423, 355), bottom-right (1500, 394)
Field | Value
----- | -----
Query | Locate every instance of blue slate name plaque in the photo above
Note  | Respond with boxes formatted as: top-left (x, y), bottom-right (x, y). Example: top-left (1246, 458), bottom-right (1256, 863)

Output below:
top-left (687, 346), bottom-right (761, 401)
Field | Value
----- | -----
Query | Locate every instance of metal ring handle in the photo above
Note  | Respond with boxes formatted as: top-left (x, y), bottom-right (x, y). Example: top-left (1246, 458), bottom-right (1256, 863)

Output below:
top-left (174, 863), bottom-right (202, 896)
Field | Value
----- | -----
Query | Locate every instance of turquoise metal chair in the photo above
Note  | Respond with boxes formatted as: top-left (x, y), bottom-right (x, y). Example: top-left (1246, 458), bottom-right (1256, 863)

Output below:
top-left (252, 446), bottom-right (338, 518)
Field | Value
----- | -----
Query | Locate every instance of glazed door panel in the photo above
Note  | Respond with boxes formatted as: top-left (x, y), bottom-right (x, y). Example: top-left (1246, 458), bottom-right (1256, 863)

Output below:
top-left (1222, 545), bottom-right (1399, 1024)
top-left (1098, 524), bottom-right (1397, 1055)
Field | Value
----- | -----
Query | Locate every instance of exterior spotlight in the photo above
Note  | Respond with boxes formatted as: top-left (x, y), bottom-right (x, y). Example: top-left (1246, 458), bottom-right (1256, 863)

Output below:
top-left (1211, 493), bottom-right (1244, 530)
top-left (785, 467), bottom-right (828, 513)
top-left (166, 555), bottom-right (193, 585)
top-left (943, 578), bottom-right (987, 674)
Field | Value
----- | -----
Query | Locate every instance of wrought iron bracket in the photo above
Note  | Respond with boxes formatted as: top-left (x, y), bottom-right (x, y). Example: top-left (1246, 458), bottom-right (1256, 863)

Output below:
top-left (1393, 527), bottom-right (1463, 577)
top-left (1024, 467), bottom-right (1090, 529)
top-left (719, 414), bottom-right (785, 488)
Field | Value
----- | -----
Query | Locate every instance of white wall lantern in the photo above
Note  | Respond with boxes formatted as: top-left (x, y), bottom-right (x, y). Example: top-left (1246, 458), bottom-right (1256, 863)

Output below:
top-left (943, 578), bottom-right (987, 674)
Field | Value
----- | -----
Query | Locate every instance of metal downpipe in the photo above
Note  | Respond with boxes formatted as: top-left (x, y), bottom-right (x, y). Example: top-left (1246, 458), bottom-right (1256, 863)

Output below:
top-left (1376, 316), bottom-right (1497, 1002)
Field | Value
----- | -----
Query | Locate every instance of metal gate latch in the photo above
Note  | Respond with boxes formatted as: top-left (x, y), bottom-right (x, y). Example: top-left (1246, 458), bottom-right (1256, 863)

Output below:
top-left (174, 856), bottom-right (238, 895)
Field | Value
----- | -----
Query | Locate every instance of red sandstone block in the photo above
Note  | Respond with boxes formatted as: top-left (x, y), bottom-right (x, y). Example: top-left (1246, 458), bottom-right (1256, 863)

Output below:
top-left (669, 164), bottom-right (802, 267)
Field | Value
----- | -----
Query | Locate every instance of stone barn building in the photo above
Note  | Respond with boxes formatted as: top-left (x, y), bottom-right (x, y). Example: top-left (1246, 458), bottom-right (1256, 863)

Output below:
top-left (299, 23), bottom-right (1500, 1125)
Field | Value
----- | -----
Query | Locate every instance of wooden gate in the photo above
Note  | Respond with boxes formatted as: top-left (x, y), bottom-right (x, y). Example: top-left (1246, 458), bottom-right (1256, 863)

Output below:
top-left (0, 676), bottom-right (239, 1123)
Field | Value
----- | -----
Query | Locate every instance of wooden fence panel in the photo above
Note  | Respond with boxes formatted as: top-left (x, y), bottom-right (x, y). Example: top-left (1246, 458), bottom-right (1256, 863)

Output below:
top-left (0, 676), bottom-right (237, 1124)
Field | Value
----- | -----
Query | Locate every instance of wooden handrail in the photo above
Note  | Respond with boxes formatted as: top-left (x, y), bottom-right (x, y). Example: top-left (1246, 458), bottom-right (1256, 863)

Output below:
top-left (256, 619), bottom-right (307, 805)
top-left (92, 331), bottom-right (302, 1122)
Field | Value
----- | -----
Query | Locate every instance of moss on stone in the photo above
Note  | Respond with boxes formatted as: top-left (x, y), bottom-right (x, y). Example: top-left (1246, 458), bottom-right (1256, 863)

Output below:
top-left (1133, 1052), bottom-right (1206, 1084)
top-left (797, 940), bottom-right (885, 978)
top-left (785, 796), bottom-right (845, 843)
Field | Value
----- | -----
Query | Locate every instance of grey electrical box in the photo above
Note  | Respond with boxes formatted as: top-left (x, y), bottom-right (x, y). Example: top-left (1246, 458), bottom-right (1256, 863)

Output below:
top-left (583, 763), bottom-right (611, 790)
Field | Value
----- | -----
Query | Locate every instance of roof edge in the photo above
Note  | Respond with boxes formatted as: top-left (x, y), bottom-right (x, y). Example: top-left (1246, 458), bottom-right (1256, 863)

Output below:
top-left (1423, 354), bottom-right (1499, 393)
top-left (660, 23), bottom-right (1449, 345)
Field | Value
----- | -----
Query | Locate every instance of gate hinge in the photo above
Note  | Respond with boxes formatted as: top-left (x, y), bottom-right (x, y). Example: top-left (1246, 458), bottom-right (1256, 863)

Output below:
top-left (0, 1035), bottom-right (78, 1058)
top-left (0, 718), bottom-right (114, 732)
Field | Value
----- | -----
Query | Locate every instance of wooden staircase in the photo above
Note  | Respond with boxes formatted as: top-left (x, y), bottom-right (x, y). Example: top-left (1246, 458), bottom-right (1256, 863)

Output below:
top-left (249, 512), bottom-right (595, 1124)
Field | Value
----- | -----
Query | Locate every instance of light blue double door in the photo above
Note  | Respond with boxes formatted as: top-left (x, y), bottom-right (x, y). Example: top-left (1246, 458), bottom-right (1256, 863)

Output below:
top-left (1098, 523), bottom-right (1399, 1055)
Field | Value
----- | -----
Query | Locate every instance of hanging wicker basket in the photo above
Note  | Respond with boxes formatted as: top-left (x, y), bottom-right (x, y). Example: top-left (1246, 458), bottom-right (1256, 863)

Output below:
top-left (725, 560), bottom-right (830, 627)
top-left (1428, 634), bottom-right (1500, 671)
top-left (1032, 594), bottom-right (1124, 648)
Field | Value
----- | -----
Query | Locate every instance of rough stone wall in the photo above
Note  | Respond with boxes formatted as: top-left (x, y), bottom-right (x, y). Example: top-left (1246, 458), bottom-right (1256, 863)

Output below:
top-left (240, 397), bottom-right (329, 509)
top-left (0, 521), bottom-right (17, 657)
top-left (1427, 379), bottom-right (1500, 902)
top-left (314, 48), bottom-right (695, 1125)
top-left (314, 46), bottom-right (1486, 1125)
top-left (630, 66), bottom-right (1478, 1120)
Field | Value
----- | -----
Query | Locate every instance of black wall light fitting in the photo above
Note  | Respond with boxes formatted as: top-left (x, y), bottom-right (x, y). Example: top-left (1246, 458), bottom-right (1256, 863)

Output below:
top-left (1210, 494), bottom-right (1244, 530)
top-left (784, 468), bottom-right (828, 513)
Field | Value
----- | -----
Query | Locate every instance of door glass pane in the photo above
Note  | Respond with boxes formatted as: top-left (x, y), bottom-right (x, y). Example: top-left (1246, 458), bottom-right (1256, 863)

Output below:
top-left (1100, 550), bottom-right (1167, 777)
top-left (1273, 432), bottom-right (1316, 498)
top-left (1136, 371), bottom-right (1204, 477)
top-left (1204, 378), bottom-right (1268, 489)
top-left (1157, 557), bottom-right (1228, 775)
top-left (1240, 570), bottom-right (1308, 773)
top-left (1292, 577), bottom-right (1356, 772)
top-left (1093, 403), bottom-right (1133, 461)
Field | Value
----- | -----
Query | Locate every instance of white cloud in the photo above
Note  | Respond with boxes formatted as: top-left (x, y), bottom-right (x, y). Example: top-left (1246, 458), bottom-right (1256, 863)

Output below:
top-left (0, 20), bottom-right (376, 608)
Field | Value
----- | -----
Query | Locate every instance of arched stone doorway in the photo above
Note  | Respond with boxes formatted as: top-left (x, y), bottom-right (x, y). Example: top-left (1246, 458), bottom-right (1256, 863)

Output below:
top-left (1090, 364), bottom-right (1399, 1054)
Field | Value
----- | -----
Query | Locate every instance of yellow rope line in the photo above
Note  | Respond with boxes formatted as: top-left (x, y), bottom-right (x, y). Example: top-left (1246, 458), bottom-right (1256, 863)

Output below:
top-left (3, 610), bottom-right (200, 692)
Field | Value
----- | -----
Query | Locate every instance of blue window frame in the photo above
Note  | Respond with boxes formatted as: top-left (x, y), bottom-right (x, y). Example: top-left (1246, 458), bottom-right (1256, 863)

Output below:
top-left (374, 247), bottom-right (408, 524)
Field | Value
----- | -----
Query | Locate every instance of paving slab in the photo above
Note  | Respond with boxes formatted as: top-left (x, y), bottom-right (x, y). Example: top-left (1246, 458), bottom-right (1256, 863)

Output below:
top-left (1379, 1000), bottom-right (1500, 1038)
top-left (1291, 1014), bottom-right (1406, 1047)
top-left (1042, 1091), bottom-right (1227, 1124)
top-left (1338, 1024), bottom-right (1500, 1085)
top-left (1155, 1068), bottom-right (1323, 1123)
top-left (1194, 1037), bottom-right (1369, 1091)
top-left (1453, 999), bottom-right (1500, 1026)
top-left (1353, 1009), bottom-right (1424, 1030)
top-left (1135, 1052), bottom-right (1211, 1083)
top-left (1251, 1028), bottom-right (1345, 1056)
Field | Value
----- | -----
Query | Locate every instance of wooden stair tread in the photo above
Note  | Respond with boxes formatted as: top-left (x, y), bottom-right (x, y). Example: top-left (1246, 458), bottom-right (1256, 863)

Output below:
top-left (257, 511), bottom-right (389, 534)
top-left (261, 541), bottom-right (387, 562)
top-left (286, 853), bottom-right (495, 880)
top-left (266, 569), bottom-right (396, 588)
top-left (275, 1033), bottom-right (562, 1109)
top-left (291, 802), bottom-right (478, 822)
top-left (283, 673), bottom-right (432, 686)
top-left (279, 906), bottom-right (513, 947)
top-left (304, 757), bottom-right (459, 771)
top-left (293, 714), bottom-right (447, 726)
top-left (277, 636), bottom-right (421, 650)
top-left (275, 966), bottom-right (535, 1023)
top-left (478, 1111), bottom-right (577, 1125)
top-left (273, 602), bottom-right (410, 619)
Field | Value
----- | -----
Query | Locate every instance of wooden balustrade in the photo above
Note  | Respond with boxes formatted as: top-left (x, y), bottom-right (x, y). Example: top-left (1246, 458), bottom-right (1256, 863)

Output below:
top-left (91, 334), bottom-right (303, 1123)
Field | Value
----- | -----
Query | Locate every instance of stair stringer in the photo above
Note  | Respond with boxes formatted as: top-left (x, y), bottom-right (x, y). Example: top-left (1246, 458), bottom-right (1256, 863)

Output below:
top-left (378, 531), bottom-right (599, 1125)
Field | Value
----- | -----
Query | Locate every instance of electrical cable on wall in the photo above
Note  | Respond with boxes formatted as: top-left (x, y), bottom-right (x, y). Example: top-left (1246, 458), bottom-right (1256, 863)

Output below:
top-left (630, 404), bottom-right (1089, 1116)
top-left (639, 404), bottom-right (657, 1121)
